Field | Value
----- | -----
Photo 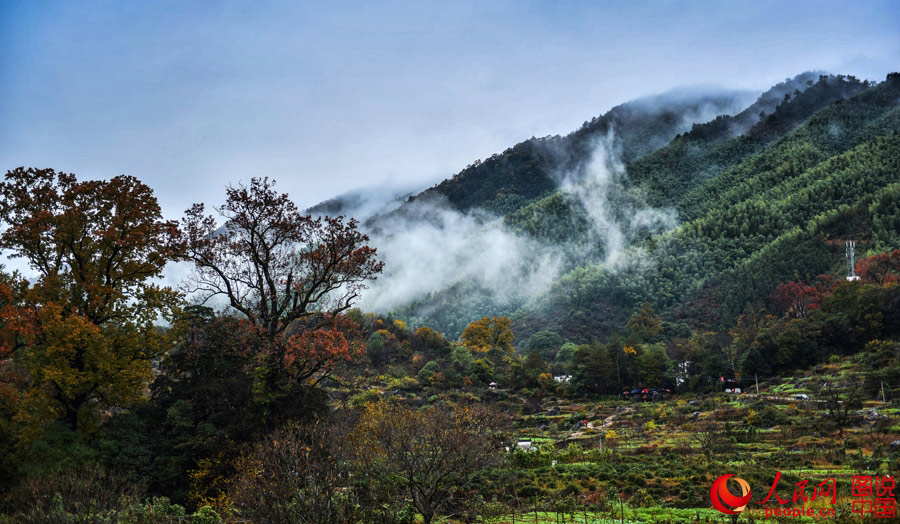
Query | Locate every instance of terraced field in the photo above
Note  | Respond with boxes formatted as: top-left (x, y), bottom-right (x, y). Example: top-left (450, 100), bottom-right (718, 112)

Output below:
top-left (463, 359), bottom-right (900, 523)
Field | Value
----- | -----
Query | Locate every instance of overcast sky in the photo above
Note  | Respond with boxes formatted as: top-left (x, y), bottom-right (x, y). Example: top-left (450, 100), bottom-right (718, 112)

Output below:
top-left (1, 1), bottom-right (898, 217)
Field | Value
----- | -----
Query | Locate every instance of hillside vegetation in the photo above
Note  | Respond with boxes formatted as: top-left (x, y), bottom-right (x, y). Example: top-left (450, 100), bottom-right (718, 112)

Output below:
top-left (381, 73), bottom-right (900, 343)
top-left (2, 72), bottom-right (900, 524)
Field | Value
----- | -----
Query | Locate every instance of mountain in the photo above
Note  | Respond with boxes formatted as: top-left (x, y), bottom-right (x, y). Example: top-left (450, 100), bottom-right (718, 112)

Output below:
top-left (504, 73), bottom-right (870, 246)
top-left (350, 72), bottom-right (900, 345)
top-left (515, 73), bottom-right (900, 341)
top-left (305, 184), bottom-right (419, 221)
top-left (370, 85), bottom-right (757, 223)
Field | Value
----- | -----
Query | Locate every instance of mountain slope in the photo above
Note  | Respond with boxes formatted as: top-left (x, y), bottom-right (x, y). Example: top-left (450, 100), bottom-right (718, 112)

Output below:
top-left (373, 87), bottom-right (756, 222)
top-left (356, 72), bottom-right (900, 345)
top-left (514, 74), bottom-right (900, 342)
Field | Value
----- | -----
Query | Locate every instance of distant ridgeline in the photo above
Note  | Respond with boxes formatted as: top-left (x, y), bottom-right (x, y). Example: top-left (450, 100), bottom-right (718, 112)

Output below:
top-left (368, 72), bottom-right (900, 342)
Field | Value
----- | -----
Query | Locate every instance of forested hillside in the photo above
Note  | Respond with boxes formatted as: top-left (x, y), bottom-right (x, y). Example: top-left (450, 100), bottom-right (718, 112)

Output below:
top-left (517, 73), bottom-right (900, 341)
top-left (371, 86), bottom-right (759, 221)
top-left (377, 73), bottom-right (900, 344)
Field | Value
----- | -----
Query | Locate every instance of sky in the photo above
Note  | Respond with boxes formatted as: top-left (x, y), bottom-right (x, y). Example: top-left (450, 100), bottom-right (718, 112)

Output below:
top-left (1, 0), bottom-right (898, 218)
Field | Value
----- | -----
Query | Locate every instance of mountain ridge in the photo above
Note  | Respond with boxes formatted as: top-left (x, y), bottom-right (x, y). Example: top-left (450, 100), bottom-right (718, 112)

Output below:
top-left (374, 73), bottom-right (899, 343)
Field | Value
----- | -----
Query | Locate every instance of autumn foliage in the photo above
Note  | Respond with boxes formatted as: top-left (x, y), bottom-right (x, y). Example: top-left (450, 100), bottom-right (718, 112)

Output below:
top-left (771, 281), bottom-right (820, 318)
top-left (856, 249), bottom-right (900, 285)
top-left (0, 169), bottom-right (177, 439)
top-left (282, 314), bottom-right (364, 383)
top-left (0, 168), bottom-right (179, 326)
top-left (460, 316), bottom-right (514, 356)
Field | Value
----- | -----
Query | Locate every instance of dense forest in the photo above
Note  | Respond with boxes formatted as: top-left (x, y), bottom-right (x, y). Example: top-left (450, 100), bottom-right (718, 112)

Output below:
top-left (1, 72), bottom-right (899, 523)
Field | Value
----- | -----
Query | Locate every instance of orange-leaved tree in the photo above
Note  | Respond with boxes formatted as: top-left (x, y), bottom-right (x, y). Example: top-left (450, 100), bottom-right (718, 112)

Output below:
top-left (0, 168), bottom-right (179, 440)
top-left (0, 273), bottom-right (31, 402)
top-left (281, 313), bottom-right (364, 384)
top-left (460, 316), bottom-right (514, 365)
top-left (771, 281), bottom-right (820, 318)
top-left (856, 249), bottom-right (900, 286)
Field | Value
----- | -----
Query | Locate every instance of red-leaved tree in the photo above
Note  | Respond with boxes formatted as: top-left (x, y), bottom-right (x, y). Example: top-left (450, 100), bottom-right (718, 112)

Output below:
top-left (178, 178), bottom-right (382, 384)
top-left (856, 249), bottom-right (900, 286)
top-left (771, 281), bottom-right (820, 318)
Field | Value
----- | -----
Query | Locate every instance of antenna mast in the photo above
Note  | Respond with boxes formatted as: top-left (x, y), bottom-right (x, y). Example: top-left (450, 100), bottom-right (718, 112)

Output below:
top-left (845, 240), bottom-right (860, 281)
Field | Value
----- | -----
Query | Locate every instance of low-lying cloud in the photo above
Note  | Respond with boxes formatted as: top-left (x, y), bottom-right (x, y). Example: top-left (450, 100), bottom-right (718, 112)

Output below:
top-left (357, 132), bottom-right (679, 320)
top-left (357, 195), bottom-right (566, 312)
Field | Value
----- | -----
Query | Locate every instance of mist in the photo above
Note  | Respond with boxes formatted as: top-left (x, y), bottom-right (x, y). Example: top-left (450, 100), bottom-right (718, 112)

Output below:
top-left (356, 131), bottom-right (679, 326)
top-left (356, 195), bottom-right (565, 313)
top-left (554, 131), bottom-right (678, 267)
top-left (305, 179), bottom-right (428, 223)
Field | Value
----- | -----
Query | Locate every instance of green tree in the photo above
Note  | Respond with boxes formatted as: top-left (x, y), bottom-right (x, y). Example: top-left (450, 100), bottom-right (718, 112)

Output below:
top-left (570, 342), bottom-right (616, 394)
top-left (469, 359), bottom-right (495, 385)
top-left (450, 345), bottom-right (474, 377)
top-left (820, 282), bottom-right (884, 351)
top-left (635, 343), bottom-right (675, 387)
top-left (517, 350), bottom-right (550, 388)
top-left (524, 331), bottom-right (565, 360)
top-left (625, 302), bottom-right (662, 343)
top-left (417, 361), bottom-right (441, 386)
top-left (554, 342), bottom-right (577, 374)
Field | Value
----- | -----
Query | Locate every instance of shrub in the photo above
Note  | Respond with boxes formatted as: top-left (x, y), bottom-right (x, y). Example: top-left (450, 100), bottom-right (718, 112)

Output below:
top-left (1, 463), bottom-right (143, 517)
top-left (230, 420), bottom-right (360, 524)
top-left (752, 405), bottom-right (790, 427)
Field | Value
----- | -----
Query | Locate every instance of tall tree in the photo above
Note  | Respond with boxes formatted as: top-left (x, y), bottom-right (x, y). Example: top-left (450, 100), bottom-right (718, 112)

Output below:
top-left (460, 316), bottom-right (514, 365)
top-left (0, 168), bottom-right (178, 439)
top-left (625, 302), bottom-right (662, 343)
top-left (179, 178), bottom-right (379, 416)
top-left (351, 402), bottom-right (504, 524)
top-left (635, 343), bottom-right (674, 387)
top-left (0, 168), bottom-right (179, 325)
top-left (179, 177), bottom-right (383, 341)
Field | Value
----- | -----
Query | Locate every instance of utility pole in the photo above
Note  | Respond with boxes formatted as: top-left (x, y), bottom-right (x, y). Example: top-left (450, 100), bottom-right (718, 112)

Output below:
top-left (755, 374), bottom-right (759, 395)
top-left (882, 381), bottom-right (887, 404)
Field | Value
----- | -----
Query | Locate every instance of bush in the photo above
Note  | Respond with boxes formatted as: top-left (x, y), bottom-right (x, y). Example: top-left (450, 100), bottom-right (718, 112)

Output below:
top-left (417, 361), bottom-right (441, 385)
top-left (0, 494), bottom-right (222, 524)
top-left (517, 484), bottom-right (542, 499)
top-left (230, 420), bottom-right (360, 524)
top-left (0, 463), bottom-right (144, 517)
top-left (751, 404), bottom-right (790, 427)
top-left (348, 388), bottom-right (382, 408)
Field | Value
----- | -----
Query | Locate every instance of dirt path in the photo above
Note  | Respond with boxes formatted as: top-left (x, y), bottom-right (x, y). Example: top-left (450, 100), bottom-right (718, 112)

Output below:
top-left (566, 406), bottom-right (634, 440)
top-left (590, 406), bottom-right (633, 431)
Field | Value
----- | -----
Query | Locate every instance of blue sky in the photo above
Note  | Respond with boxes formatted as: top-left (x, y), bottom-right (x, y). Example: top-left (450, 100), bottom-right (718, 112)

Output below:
top-left (1, 0), bottom-right (898, 216)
